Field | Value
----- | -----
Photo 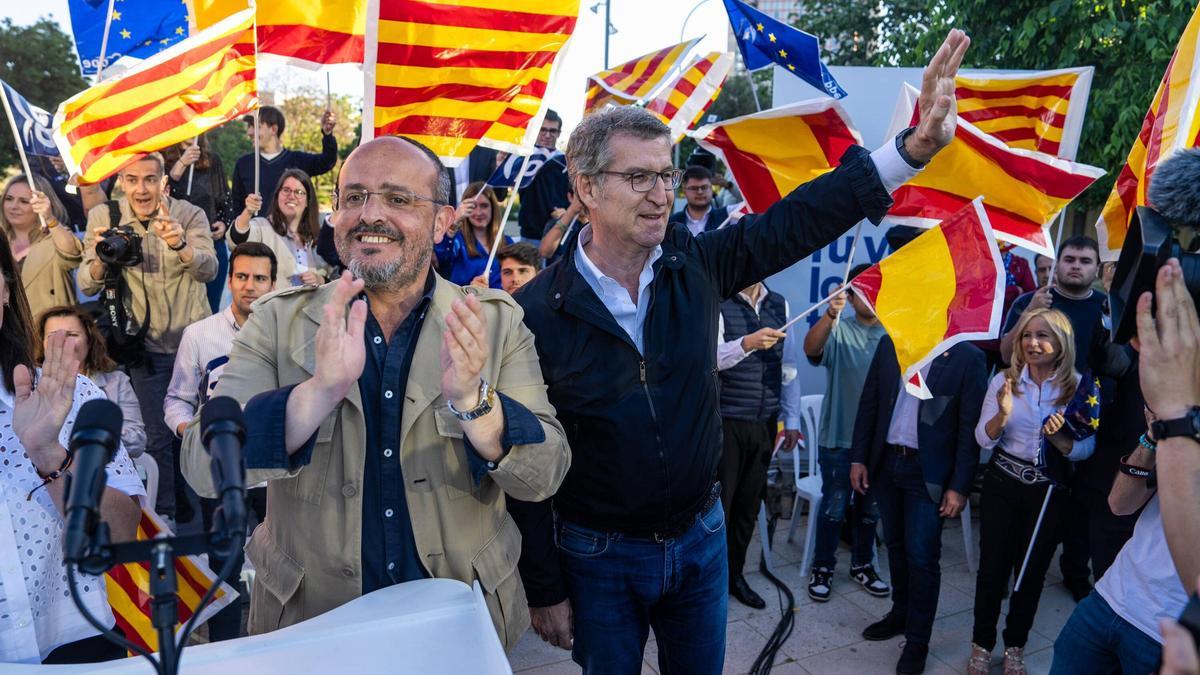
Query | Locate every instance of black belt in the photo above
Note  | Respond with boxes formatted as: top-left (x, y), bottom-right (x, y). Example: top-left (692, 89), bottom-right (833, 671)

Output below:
top-left (991, 449), bottom-right (1051, 485)
top-left (623, 483), bottom-right (722, 542)
top-left (889, 444), bottom-right (918, 458)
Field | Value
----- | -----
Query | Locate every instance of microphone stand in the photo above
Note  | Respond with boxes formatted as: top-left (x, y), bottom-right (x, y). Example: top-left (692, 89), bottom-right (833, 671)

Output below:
top-left (66, 505), bottom-right (245, 675)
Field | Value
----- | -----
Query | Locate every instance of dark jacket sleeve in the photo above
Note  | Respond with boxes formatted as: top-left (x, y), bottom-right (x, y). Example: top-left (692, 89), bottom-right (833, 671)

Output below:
top-left (228, 156), bottom-right (248, 230)
top-left (210, 154), bottom-right (230, 223)
top-left (949, 347), bottom-right (987, 497)
top-left (295, 133), bottom-right (339, 178)
top-left (506, 497), bottom-right (567, 607)
top-left (316, 220), bottom-right (341, 270)
top-left (851, 338), bottom-right (887, 468)
top-left (694, 145), bottom-right (893, 301)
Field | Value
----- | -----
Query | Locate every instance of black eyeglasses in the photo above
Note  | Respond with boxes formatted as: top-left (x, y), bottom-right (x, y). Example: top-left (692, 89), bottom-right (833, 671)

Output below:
top-left (333, 188), bottom-right (444, 212)
top-left (599, 169), bottom-right (683, 193)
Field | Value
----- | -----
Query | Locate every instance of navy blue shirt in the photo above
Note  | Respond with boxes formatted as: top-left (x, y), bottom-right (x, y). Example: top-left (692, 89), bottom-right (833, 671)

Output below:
top-left (241, 275), bottom-right (548, 593)
top-left (1003, 287), bottom-right (1108, 373)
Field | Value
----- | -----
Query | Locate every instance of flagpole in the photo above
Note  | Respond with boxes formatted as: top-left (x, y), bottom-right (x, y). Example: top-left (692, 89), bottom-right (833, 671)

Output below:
top-left (1047, 210), bottom-right (1067, 281)
top-left (251, 0), bottom-right (260, 202)
top-left (1, 90), bottom-right (47, 228)
top-left (95, 0), bottom-right (118, 82)
top-left (840, 221), bottom-right (864, 290)
top-left (326, 72), bottom-right (332, 111)
top-left (780, 281), bottom-right (850, 333)
top-left (745, 69), bottom-right (762, 112)
top-left (483, 151), bottom-right (535, 280)
top-left (1014, 483), bottom-right (1055, 592)
top-left (186, 137), bottom-right (196, 196)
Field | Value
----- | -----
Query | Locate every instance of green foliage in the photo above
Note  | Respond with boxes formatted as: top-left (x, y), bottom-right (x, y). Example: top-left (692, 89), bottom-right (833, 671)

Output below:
top-left (800, 0), bottom-right (1195, 209)
top-left (278, 87), bottom-right (360, 210)
top-left (676, 68), bottom-right (772, 169)
top-left (206, 121), bottom-right (252, 185)
top-left (0, 18), bottom-right (87, 172)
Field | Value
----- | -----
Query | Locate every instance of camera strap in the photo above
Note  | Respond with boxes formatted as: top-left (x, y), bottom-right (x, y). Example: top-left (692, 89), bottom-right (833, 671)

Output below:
top-left (103, 201), bottom-right (150, 347)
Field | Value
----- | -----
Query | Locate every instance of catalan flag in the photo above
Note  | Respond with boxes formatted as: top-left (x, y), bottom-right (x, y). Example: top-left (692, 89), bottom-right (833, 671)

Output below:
top-left (1096, 4), bottom-right (1200, 260)
top-left (645, 51), bottom-right (733, 143)
top-left (364, 0), bottom-right (579, 164)
top-left (690, 98), bottom-right (861, 213)
top-left (53, 10), bottom-right (257, 185)
top-left (885, 83), bottom-right (1104, 258)
top-left (583, 37), bottom-right (701, 115)
top-left (851, 199), bottom-right (1006, 399)
top-left (189, 0), bottom-right (368, 67)
top-left (105, 509), bottom-right (237, 653)
top-left (955, 67), bottom-right (1094, 159)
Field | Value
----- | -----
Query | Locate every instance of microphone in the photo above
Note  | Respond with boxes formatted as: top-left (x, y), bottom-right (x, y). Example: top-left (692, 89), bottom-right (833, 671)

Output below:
top-left (201, 396), bottom-right (247, 556)
top-left (63, 399), bottom-right (123, 565)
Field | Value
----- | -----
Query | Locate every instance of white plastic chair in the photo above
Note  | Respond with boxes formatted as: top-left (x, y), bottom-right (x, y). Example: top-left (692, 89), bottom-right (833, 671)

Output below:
top-left (787, 394), bottom-right (824, 578)
top-left (133, 452), bottom-right (159, 513)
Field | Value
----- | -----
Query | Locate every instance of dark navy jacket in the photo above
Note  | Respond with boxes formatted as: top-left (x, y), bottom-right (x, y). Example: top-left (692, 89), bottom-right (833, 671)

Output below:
top-left (514, 145), bottom-right (893, 534)
top-left (851, 338), bottom-right (988, 503)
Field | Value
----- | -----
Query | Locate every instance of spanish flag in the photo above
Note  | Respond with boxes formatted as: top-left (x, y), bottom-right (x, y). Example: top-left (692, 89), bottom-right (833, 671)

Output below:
top-left (189, 0), bottom-right (368, 67)
top-left (105, 510), bottom-right (237, 653)
top-left (885, 83), bottom-right (1104, 258)
top-left (1096, 3), bottom-right (1200, 260)
top-left (365, 0), bottom-right (579, 164)
top-left (583, 37), bottom-right (701, 114)
top-left (645, 51), bottom-right (733, 143)
top-left (53, 10), bottom-right (257, 184)
top-left (956, 67), bottom-right (1094, 159)
top-left (690, 98), bottom-right (861, 213)
top-left (850, 198), bottom-right (1005, 399)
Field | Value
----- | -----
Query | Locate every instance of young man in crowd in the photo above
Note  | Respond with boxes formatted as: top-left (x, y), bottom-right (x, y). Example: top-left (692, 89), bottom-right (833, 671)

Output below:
top-left (715, 281), bottom-right (795, 609)
top-left (509, 29), bottom-right (967, 671)
top-left (1034, 253), bottom-right (1054, 288)
top-left (668, 165), bottom-right (730, 236)
top-left (850, 337), bottom-right (987, 674)
top-left (77, 152), bottom-right (217, 523)
top-left (497, 242), bottom-right (540, 295)
top-left (803, 268), bottom-right (891, 602)
top-left (230, 105), bottom-right (338, 220)
top-left (164, 242), bottom-right (277, 641)
top-left (516, 110), bottom-right (569, 248)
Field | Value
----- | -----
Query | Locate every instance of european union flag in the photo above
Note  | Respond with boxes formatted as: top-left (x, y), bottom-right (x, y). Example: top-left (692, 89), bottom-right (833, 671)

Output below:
top-left (722, 0), bottom-right (847, 99)
top-left (67, 0), bottom-right (190, 77)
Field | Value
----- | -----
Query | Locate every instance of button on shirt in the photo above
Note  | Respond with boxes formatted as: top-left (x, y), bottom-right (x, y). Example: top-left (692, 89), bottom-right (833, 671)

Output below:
top-left (0, 375), bottom-right (145, 663)
top-left (974, 368), bottom-right (1095, 463)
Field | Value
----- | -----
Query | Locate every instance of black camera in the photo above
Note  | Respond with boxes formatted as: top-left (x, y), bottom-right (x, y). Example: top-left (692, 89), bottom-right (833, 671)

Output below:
top-left (96, 225), bottom-right (144, 268)
top-left (1109, 149), bottom-right (1200, 344)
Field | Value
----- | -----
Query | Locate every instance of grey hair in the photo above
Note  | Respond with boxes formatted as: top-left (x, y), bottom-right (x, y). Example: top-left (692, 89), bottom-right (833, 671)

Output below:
top-left (1149, 148), bottom-right (1200, 232)
top-left (566, 107), bottom-right (671, 186)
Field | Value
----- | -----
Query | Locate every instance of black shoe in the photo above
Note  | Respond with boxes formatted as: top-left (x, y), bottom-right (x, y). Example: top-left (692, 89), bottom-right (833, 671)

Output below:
top-left (1064, 577), bottom-right (1093, 603)
top-left (863, 611), bottom-right (906, 641)
top-left (896, 642), bottom-right (928, 674)
top-left (808, 566), bottom-right (833, 602)
top-left (850, 563), bottom-right (891, 597)
top-left (730, 574), bottom-right (766, 609)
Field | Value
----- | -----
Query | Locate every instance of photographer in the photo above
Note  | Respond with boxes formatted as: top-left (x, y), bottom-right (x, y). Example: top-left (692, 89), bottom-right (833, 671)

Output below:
top-left (77, 153), bottom-right (216, 523)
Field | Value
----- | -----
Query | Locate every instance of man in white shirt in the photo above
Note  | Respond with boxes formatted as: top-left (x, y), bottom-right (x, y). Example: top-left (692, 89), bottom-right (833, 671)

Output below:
top-left (163, 241), bottom-right (276, 642)
top-left (668, 165), bottom-right (729, 236)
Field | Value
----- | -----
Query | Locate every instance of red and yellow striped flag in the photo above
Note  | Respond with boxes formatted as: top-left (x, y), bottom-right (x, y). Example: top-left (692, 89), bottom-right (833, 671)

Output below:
top-left (53, 10), bottom-right (257, 184)
top-left (105, 509), bottom-right (237, 653)
top-left (1096, 4), bottom-right (1200, 260)
top-left (851, 198), bottom-right (1005, 399)
top-left (645, 51), bottom-right (733, 143)
top-left (583, 37), bottom-right (701, 115)
top-left (955, 67), bottom-right (1093, 159)
top-left (190, 0), bottom-right (367, 67)
top-left (364, 0), bottom-right (579, 164)
top-left (691, 98), bottom-right (861, 213)
top-left (886, 83), bottom-right (1104, 258)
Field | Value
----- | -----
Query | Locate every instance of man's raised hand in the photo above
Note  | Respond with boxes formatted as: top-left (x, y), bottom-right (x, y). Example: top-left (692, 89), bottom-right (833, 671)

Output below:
top-left (908, 29), bottom-right (971, 164)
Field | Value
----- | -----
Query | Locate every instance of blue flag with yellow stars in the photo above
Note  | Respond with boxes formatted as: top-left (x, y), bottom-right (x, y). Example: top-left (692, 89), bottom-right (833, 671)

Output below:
top-left (67, 0), bottom-right (190, 77)
top-left (721, 0), bottom-right (847, 99)
top-left (1060, 374), bottom-right (1102, 441)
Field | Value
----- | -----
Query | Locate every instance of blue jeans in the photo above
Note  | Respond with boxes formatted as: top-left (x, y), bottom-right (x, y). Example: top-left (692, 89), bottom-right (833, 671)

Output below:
top-left (557, 499), bottom-right (729, 675)
top-left (1051, 592), bottom-right (1162, 675)
top-left (814, 446), bottom-right (879, 570)
top-left (129, 351), bottom-right (178, 518)
top-left (874, 451), bottom-right (945, 645)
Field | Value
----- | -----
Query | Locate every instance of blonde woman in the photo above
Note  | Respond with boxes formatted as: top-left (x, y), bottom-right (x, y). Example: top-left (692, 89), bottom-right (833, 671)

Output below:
top-left (968, 308), bottom-right (1096, 675)
top-left (433, 181), bottom-right (512, 288)
top-left (1, 174), bottom-right (83, 319)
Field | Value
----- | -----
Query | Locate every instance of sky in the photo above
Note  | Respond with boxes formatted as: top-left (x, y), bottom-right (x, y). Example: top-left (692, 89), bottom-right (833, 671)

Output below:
top-left (4, 0), bottom-right (734, 138)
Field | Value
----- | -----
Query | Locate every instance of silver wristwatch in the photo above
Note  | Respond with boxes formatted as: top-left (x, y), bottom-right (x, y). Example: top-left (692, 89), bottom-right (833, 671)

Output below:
top-left (447, 379), bottom-right (496, 421)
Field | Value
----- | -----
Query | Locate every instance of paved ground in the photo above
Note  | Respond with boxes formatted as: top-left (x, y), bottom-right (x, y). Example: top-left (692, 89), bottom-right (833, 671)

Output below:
top-left (509, 509), bottom-right (1077, 674)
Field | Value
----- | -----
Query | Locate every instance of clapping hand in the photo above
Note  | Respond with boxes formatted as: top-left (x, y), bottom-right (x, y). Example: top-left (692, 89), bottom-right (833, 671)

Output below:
top-left (312, 271), bottom-right (367, 400)
top-left (441, 295), bottom-right (489, 411)
top-left (13, 331), bottom-right (79, 474)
